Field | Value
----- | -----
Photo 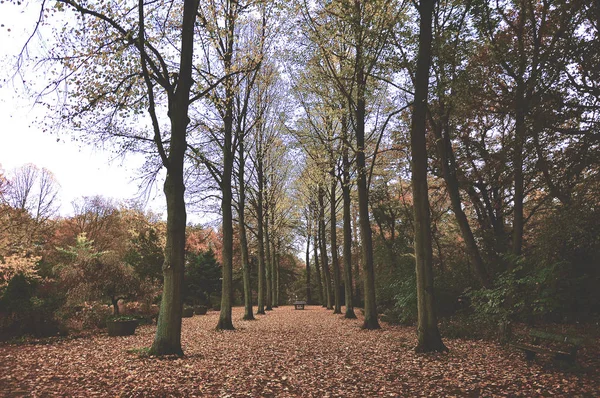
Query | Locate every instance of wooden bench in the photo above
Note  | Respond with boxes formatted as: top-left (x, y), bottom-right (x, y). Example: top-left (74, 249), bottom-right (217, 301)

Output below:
top-left (294, 301), bottom-right (306, 310)
top-left (511, 329), bottom-right (584, 362)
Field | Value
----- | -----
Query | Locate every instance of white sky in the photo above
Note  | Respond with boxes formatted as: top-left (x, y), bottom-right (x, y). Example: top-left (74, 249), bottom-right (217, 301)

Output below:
top-left (0, 3), bottom-right (166, 219)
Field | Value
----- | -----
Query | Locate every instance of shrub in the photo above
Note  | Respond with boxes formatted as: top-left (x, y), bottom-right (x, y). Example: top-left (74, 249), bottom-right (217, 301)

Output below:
top-left (0, 274), bottom-right (64, 339)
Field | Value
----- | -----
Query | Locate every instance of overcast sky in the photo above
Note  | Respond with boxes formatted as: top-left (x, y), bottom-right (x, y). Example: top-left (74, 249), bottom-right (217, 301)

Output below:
top-left (0, 3), bottom-right (166, 219)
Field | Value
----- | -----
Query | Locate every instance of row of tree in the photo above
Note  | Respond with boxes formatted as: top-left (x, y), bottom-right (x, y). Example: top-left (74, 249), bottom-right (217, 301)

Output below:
top-left (292, 0), bottom-right (598, 350)
top-left (12, 0), bottom-right (600, 355)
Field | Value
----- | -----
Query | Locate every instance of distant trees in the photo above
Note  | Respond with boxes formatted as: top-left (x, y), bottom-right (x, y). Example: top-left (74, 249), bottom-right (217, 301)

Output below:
top-left (184, 248), bottom-right (221, 307)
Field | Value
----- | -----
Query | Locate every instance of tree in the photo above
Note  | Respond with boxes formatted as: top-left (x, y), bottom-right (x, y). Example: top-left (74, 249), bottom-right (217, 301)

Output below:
top-left (21, 0), bottom-right (209, 355)
top-left (184, 248), bottom-right (222, 307)
top-left (410, 0), bottom-right (447, 353)
top-left (57, 233), bottom-right (142, 316)
top-left (299, 0), bottom-right (401, 329)
top-left (3, 164), bottom-right (60, 225)
top-left (471, 0), bottom-right (586, 257)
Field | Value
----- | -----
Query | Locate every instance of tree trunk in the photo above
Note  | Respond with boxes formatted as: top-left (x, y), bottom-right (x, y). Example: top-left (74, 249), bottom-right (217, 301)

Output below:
top-left (313, 226), bottom-right (324, 306)
top-left (264, 205), bottom-right (273, 311)
top-left (238, 140), bottom-right (254, 320)
top-left (352, 203), bottom-right (361, 306)
top-left (330, 173), bottom-right (342, 314)
top-left (149, 0), bottom-right (198, 357)
top-left (256, 145), bottom-right (266, 315)
top-left (112, 298), bottom-right (119, 316)
top-left (151, 171), bottom-right (186, 356)
top-left (318, 186), bottom-right (333, 310)
top-left (216, 6), bottom-right (236, 331)
top-left (342, 139), bottom-right (356, 319)
top-left (306, 230), bottom-right (312, 303)
top-left (355, 57), bottom-right (379, 329)
top-left (512, 87), bottom-right (526, 258)
top-left (411, 0), bottom-right (447, 353)
top-left (271, 238), bottom-right (278, 307)
top-left (434, 121), bottom-right (491, 288)
top-left (275, 245), bottom-right (280, 307)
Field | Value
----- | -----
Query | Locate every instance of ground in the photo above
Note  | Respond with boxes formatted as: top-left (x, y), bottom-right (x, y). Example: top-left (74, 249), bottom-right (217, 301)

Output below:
top-left (1, 306), bottom-right (598, 397)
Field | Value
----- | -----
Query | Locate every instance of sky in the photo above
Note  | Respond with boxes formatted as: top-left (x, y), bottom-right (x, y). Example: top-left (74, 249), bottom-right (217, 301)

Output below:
top-left (0, 3), bottom-right (166, 219)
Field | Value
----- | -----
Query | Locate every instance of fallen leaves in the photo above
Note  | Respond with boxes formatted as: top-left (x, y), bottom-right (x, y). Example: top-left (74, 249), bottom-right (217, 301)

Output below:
top-left (0, 306), bottom-right (598, 397)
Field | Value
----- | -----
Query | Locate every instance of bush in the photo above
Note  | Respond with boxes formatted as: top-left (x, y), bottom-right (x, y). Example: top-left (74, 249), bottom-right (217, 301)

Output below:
top-left (195, 305), bottom-right (207, 315)
top-left (0, 274), bottom-right (64, 340)
top-left (80, 303), bottom-right (113, 329)
top-left (439, 313), bottom-right (499, 340)
top-left (390, 273), bottom-right (418, 325)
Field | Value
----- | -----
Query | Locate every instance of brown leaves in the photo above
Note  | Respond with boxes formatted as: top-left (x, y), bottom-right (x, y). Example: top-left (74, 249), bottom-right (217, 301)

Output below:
top-left (0, 306), bottom-right (598, 397)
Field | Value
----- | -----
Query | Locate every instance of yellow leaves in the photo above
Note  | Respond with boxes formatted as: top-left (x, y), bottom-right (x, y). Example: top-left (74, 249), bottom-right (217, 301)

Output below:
top-left (0, 253), bottom-right (41, 289)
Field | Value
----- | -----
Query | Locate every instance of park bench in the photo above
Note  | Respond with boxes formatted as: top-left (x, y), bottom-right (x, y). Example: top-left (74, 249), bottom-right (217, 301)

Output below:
top-left (294, 301), bottom-right (306, 310)
top-left (511, 329), bottom-right (585, 362)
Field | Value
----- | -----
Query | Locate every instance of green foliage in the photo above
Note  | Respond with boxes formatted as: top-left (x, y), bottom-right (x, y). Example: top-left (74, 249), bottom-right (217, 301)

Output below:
top-left (0, 274), bottom-right (64, 339)
top-left (389, 274), bottom-right (418, 325)
top-left (108, 315), bottom-right (140, 322)
top-left (57, 233), bottom-right (144, 314)
top-left (124, 228), bottom-right (164, 283)
top-left (466, 203), bottom-right (600, 325)
top-left (529, 204), bottom-right (600, 320)
top-left (184, 249), bottom-right (222, 306)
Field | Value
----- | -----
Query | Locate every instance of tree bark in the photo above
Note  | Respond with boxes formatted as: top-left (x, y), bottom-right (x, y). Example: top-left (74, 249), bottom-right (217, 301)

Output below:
top-left (342, 136), bottom-right (356, 319)
top-left (434, 120), bottom-right (491, 288)
top-left (149, 0), bottom-right (198, 357)
top-left (271, 237), bottom-right (278, 308)
top-left (318, 185), bottom-right (333, 310)
top-left (264, 203), bottom-right (273, 311)
top-left (238, 139), bottom-right (254, 320)
top-left (313, 225), bottom-right (324, 306)
top-left (305, 229), bottom-right (312, 303)
top-left (274, 243), bottom-right (280, 307)
top-left (256, 140), bottom-right (266, 315)
top-left (112, 298), bottom-right (119, 316)
top-left (330, 172), bottom-right (342, 314)
top-left (216, 3), bottom-right (237, 331)
top-left (355, 68), bottom-right (379, 329)
top-left (512, 87), bottom-right (526, 258)
top-left (411, 0), bottom-right (447, 353)
top-left (352, 203), bottom-right (361, 306)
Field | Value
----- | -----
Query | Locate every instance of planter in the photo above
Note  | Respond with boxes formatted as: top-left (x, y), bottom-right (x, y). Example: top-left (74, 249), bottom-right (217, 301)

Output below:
top-left (107, 319), bottom-right (138, 336)
top-left (194, 306), bottom-right (208, 315)
top-left (182, 307), bottom-right (194, 318)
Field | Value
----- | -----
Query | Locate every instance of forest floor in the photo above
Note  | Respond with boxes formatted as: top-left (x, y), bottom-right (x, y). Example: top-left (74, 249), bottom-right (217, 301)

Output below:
top-left (1, 306), bottom-right (599, 397)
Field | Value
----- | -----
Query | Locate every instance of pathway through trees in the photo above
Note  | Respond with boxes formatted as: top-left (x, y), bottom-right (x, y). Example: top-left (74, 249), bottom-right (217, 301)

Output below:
top-left (1, 307), bottom-right (598, 396)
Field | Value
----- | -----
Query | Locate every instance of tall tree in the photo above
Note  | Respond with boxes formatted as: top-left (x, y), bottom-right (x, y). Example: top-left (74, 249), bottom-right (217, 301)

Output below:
top-left (410, 0), bottom-right (447, 353)
top-left (300, 0), bottom-right (400, 328)
top-left (340, 117), bottom-right (356, 318)
top-left (329, 171), bottom-right (342, 314)
top-left (24, 0), bottom-right (212, 356)
top-left (318, 184), bottom-right (333, 309)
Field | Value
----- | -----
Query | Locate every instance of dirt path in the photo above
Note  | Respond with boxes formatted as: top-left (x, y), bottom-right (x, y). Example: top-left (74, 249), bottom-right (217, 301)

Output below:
top-left (1, 306), bottom-right (598, 397)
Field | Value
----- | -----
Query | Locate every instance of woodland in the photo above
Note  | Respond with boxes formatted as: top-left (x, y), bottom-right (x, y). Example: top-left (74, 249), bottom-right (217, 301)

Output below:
top-left (1, 0), bottom-right (599, 396)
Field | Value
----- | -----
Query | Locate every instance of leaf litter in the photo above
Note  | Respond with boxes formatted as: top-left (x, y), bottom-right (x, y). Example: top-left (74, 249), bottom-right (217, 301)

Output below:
top-left (1, 306), bottom-right (598, 397)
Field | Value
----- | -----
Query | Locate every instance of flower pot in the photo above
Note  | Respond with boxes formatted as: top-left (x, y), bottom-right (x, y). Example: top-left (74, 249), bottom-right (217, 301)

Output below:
top-left (107, 320), bottom-right (138, 336)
